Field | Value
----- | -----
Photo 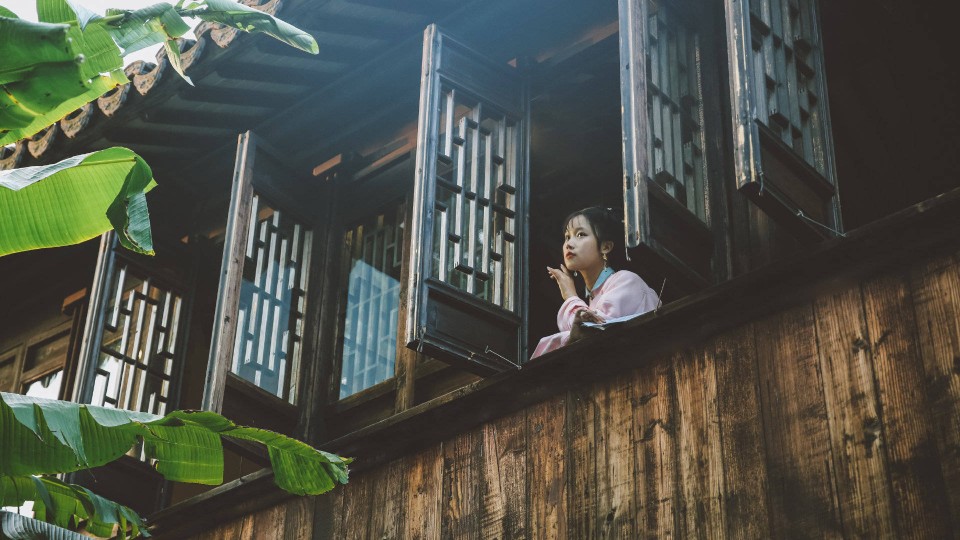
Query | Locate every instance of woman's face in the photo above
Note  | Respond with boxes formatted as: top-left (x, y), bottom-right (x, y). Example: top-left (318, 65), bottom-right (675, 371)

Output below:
top-left (563, 215), bottom-right (604, 272)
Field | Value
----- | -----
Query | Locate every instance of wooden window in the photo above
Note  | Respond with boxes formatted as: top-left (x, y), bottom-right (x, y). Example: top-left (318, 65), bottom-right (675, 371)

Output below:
top-left (21, 325), bottom-right (71, 400)
top-left (338, 202), bottom-right (405, 398)
top-left (204, 131), bottom-right (320, 432)
top-left (74, 234), bottom-right (190, 415)
top-left (723, 0), bottom-right (841, 240)
top-left (619, 0), bottom-right (723, 289)
top-left (405, 25), bottom-right (530, 374)
top-left (0, 347), bottom-right (21, 393)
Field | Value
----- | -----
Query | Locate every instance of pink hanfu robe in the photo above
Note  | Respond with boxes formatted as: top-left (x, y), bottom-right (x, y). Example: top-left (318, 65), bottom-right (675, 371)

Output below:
top-left (531, 270), bottom-right (659, 358)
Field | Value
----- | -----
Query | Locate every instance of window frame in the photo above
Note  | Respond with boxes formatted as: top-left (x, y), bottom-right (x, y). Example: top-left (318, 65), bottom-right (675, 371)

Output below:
top-left (403, 24), bottom-right (531, 375)
top-left (618, 0), bottom-right (731, 291)
top-left (204, 131), bottom-right (323, 431)
top-left (722, 0), bottom-right (842, 241)
top-left (74, 232), bottom-right (192, 414)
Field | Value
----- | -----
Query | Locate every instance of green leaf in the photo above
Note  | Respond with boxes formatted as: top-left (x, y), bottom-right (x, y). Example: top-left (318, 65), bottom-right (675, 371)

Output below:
top-left (104, 3), bottom-right (191, 55)
top-left (0, 6), bottom-right (19, 18)
top-left (143, 422), bottom-right (223, 485)
top-left (0, 510), bottom-right (87, 540)
top-left (0, 477), bottom-right (146, 539)
top-left (0, 147), bottom-right (157, 257)
top-left (0, 394), bottom-right (350, 498)
top-left (195, 0), bottom-right (318, 54)
top-left (0, 14), bottom-right (124, 144)
top-left (162, 38), bottom-right (193, 85)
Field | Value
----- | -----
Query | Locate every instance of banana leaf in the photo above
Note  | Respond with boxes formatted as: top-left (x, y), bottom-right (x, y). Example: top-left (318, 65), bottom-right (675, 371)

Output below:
top-left (0, 393), bottom-right (350, 496)
top-left (193, 0), bottom-right (318, 54)
top-left (0, 476), bottom-right (145, 539)
top-left (103, 3), bottom-right (190, 55)
top-left (0, 511), bottom-right (87, 540)
top-left (0, 147), bottom-right (155, 256)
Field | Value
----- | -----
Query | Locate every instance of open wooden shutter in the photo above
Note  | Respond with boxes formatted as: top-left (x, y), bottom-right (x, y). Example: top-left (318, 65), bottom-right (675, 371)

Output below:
top-left (404, 25), bottom-right (529, 375)
top-left (723, 0), bottom-right (841, 240)
top-left (203, 131), bottom-right (316, 414)
top-left (619, 0), bottom-right (718, 289)
top-left (73, 232), bottom-right (191, 415)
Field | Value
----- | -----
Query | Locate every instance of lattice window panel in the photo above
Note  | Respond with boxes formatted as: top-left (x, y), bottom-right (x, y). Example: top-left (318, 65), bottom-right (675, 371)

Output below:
top-left (749, 0), bottom-right (828, 174)
top-left (339, 203), bottom-right (405, 399)
top-left (432, 88), bottom-right (520, 312)
top-left (91, 265), bottom-right (182, 416)
top-left (231, 196), bottom-right (311, 404)
top-left (647, 0), bottom-right (709, 221)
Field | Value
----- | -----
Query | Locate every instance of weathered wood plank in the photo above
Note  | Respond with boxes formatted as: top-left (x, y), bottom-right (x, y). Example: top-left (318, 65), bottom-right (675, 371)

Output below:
top-left (478, 409), bottom-right (527, 539)
top-left (909, 251), bottom-right (960, 530)
top-left (754, 302), bottom-right (842, 537)
top-left (366, 457), bottom-right (406, 539)
top-left (527, 396), bottom-right (567, 539)
top-left (712, 323), bottom-right (772, 539)
top-left (596, 376), bottom-right (638, 538)
top-left (440, 428), bottom-right (482, 538)
top-left (340, 460), bottom-right (373, 540)
top-left (812, 285), bottom-right (895, 537)
top-left (280, 497), bottom-right (314, 540)
top-left (632, 359), bottom-right (681, 539)
top-left (674, 345), bottom-right (726, 538)
top-left (863, 271), bottom-right (953, 538)
top-left (565, 385), bottom-right (598, 538)
top-left (312, 475), bottom-right (342, 540)
top-left (403, 443), bottom-right (443, 540)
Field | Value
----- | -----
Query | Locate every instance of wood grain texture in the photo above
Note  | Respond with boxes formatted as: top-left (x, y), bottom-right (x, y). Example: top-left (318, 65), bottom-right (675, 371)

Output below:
top-left (711, 324), bottom-right (772, 539)
top-left (754, 303), bottom-right (842, 538)
top-left (596, 377), bottom-right (638, 538)
top-left (632, 357), bottom-right (680, 539)
top-left (440, 429), bottom-right (482, 539)
top-left (526, 396), bottom-right (567, 539)
top-left (812, 285), bottom-right (894, 537)
top-left (909, 251), bottom-right (960, 530)
top-left (565, 384), bottom-right (599, 538)
top-left (674, 345), bottom-right (726, 538)
top-left (403, 444), bottom-right (443, 540)
top-left (478, 409), bottom-right (527, 539)
top-left (366, 457), bottom-right (406, 539)
top-left (862, 271), bottom-right (953, 538)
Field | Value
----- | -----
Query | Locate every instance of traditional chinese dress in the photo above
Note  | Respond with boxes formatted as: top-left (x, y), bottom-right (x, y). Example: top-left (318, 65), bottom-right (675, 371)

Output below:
top-left (530, 268), bottom-right (659, 358)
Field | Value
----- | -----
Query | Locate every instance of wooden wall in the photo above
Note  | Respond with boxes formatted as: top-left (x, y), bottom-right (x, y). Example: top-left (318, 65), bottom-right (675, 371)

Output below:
top-left (187, 246), bottom-right (960, 538)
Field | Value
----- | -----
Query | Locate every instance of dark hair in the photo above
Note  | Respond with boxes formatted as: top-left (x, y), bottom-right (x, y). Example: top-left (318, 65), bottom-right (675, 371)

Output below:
top-left (562, 206), bottom-right (621, 253)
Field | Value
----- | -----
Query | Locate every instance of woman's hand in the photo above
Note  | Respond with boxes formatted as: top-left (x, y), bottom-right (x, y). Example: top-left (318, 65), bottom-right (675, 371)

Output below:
top-left (547, 264), bottom-right (578, 300)
top-left (569, 309), bottom-right (606, 343)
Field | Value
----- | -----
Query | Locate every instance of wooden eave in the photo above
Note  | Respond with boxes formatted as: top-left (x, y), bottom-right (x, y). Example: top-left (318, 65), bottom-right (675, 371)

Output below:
top-left (0, 0), bottom-right (466, 186)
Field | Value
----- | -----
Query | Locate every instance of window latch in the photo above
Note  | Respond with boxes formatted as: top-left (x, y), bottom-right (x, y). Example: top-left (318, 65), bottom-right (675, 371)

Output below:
top-left (468, 345), bottom-right (521, 371)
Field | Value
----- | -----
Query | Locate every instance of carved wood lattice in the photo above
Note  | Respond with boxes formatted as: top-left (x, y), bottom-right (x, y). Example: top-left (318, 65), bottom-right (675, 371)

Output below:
top-left (92, 266), bottom-right (182, 415)
top-left (433, 89), bottom-right (520, 312)
top-left (340, 203), bottom-right (405, 398)
top-left (748, 0), bottom-right (828, 175)
top-left (647, 0), bottom-right (708, 221)
top-left (230, 196), bottom-right (311, 403)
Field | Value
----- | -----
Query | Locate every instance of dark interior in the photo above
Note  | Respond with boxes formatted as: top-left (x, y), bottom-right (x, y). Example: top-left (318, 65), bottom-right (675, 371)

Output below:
top-left (821, 0), bottom-right (960, 230)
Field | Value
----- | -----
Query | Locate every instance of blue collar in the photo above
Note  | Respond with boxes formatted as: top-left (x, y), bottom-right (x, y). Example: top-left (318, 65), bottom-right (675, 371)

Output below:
top-left (586, 267), bottom-right (615, 301)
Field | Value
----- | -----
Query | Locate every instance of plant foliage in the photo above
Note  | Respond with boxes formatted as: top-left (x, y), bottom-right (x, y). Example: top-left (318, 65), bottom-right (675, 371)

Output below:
top-left (0, 392), bottom-right (349, 538)
top-left (0, 147), bottom-right (156, 256)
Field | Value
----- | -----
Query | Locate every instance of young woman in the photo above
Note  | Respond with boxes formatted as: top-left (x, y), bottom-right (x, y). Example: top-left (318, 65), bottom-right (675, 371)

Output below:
top-left (531, 207), bottom-right (659, 358)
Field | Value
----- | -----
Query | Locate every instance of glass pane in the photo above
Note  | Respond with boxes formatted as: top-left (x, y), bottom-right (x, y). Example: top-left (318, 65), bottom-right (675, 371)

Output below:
top-left (231, 196), bottom-right (312, 404)
top-left (747, 0), bottom-right (828, 174)
top-left (23, 370), bottom-right (62, 400)
top-left (646, 0), bottom-right (709, 221)
top-left (92, 263), bottom-right (182, 416)
top-left (340, 203), bottom-right (404, 399)
top-left (432, 87), bottom-right (520, 312)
